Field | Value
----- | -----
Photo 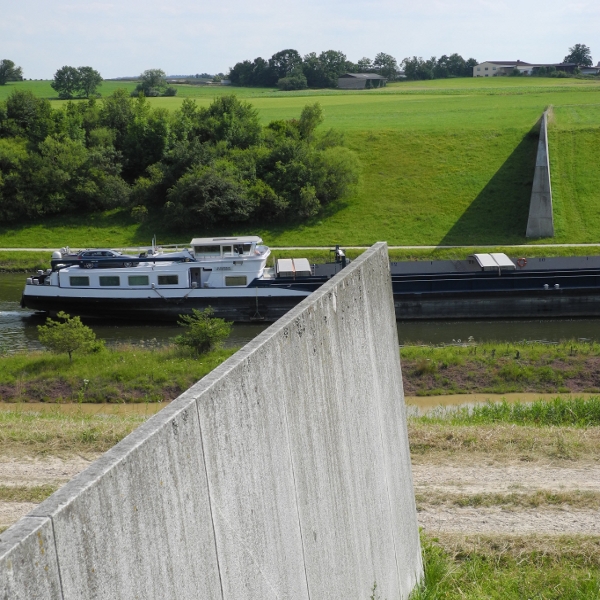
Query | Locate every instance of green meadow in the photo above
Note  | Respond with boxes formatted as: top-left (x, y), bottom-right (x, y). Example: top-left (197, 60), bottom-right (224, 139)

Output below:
top-left (1, 78), bottom-right (599, 248)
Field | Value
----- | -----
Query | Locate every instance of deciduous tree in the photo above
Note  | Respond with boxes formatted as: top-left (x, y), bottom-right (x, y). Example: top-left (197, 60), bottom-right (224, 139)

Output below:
top-left (51, 66), bottom-right (81, 99)
top-left (134, 69), bottom-right (166, 96)
top-left (0, 60), bottom-right (23, 85)
top-left (373, 52), bottom-right (398, 80)
top-left (77, 66), bottom-right (103, 98)
top-left (563, 44), bottom-right (593, 66)
top-left (268, 49), bottom-right (302, 80)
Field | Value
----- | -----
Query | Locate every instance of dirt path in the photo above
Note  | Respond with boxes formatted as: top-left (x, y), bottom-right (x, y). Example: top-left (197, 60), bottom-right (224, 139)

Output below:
top-left (0, 455), bottom-right (99, 530)
top-left (413, 462), bottom-right (600, 535)
top-left (0, 455), bottom-right (98, 487)
top-left (1, 454), bottom-right (598, 537)
top-left (418, 506), bottom-right (600, 535)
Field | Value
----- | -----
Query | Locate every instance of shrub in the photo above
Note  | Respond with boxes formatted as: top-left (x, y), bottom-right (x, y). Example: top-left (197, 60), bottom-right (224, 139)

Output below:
top-left (163, 86), bottom-right (177, 97)
top-left (174, 308), bottom-right (232, 355)
top-left (130, 205), bottom-right (148, 222)
top-left (37, 311), bottom-right (100, 362)
top-left (277, 74), bottom-right (308, 91)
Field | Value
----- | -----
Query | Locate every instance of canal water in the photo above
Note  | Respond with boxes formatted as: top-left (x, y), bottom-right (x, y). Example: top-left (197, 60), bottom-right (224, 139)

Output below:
top-left (3, 272), bottom-right (600, 353)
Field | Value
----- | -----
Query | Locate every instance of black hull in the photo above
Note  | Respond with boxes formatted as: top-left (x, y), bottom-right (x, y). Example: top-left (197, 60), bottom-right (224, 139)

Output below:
top-left (22, 265), bottom-right (600, 322)
top-left (394, 289), bottom-right (600, 320)
top-left (24, 287), bottom-right (600, 322)
top-left (22, 294), bottom-right (304, 323)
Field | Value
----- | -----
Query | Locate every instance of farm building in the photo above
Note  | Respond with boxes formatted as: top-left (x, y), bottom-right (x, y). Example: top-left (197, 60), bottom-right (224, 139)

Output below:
top-left (473, 60), bottom-right (582, 77)
top-left (338, 73), bottom-right (387, 89)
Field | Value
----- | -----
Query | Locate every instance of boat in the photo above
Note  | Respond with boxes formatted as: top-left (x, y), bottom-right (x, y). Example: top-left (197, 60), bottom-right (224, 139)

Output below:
top-left (21, 237), bottom-right (346, 322)
top-left (22, 241), bottom-right (600, 322)
top-left (389, 252), bottom-right (600, 320)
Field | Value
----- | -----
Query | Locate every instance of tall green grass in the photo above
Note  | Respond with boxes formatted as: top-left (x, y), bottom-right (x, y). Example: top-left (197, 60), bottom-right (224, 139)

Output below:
top-left (419, 397), bottom-right (600, 427)
top-left (411, 532), bottom-right (600, 600)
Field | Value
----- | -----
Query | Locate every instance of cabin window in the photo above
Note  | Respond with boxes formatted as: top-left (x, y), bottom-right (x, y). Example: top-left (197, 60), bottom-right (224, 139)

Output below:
top-left (194, 245), bottom-right (220, 256)
top-left (234, 244), bottom-right (252, 255)
top-left (128, 275), bottom-right (149, 286)
top-left (158, 275), bottom-right (178, 285)
top-left (69, 276), bottom-right (89, 286)
top-left (99, 276), bottom-right (120, 287)
top-left (222, 245), bottom-right (233, 256)
top-left (225, 276), bottom-right (247, 286)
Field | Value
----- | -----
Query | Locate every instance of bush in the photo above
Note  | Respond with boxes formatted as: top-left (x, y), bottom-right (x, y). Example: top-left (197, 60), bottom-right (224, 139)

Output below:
top-left (277, 74), bottom-right (308, 91)
top-left (130, 205), bottom-right (148, 222)
top-left (174, 308), bottom-right (232, 355)
top-left (163, 86), bottom-right (178, 97)
top-left (37, 312), bottom-right (100, 362)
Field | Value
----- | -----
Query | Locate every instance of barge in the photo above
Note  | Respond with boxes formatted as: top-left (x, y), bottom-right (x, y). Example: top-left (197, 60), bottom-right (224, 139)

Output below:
top-left (390, 254), bottom-right (600, 320)
top-left (21, 239), bottom-right (600, 321)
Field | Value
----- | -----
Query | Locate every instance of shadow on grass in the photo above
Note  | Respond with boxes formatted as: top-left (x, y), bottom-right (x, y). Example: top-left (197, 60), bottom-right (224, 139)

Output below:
top-left (440, 125), bottom-right (539, 246)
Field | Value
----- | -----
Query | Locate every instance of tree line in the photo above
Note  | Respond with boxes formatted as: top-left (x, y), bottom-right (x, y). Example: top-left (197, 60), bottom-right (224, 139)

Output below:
top-left (0, 90), bottom-right (359, 228)
top-left (228, 49), bottom-right (479, 88)
top-left (228, 50), bottom-right (401, 89)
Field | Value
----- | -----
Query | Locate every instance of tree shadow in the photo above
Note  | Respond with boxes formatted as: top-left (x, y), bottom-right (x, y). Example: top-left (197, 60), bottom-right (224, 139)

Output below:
top-left (439, 123), bottom-right (540, 246)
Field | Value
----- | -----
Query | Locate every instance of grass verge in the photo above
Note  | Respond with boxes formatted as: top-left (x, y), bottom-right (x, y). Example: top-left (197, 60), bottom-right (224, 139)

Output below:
top-left (416, 490), bottom-right (600, 511)
top-left (0, 409), bottom-right (145, 456)
top-left (0, 484), bottom-right (58, 503)
top-left (408, 422), bottom-right (600, 463)
top-left (411, 532), bottom-right (600, 600)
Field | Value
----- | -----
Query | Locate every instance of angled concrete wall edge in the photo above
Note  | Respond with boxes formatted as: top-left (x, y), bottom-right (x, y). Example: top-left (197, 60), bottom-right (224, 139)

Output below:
top-left (526, 109), bottom-right (554, 238)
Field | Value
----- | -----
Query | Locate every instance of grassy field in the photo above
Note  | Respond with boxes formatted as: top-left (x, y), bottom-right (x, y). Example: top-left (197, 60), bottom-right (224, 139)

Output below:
top-left (1, 78), bottom-right (599, 248)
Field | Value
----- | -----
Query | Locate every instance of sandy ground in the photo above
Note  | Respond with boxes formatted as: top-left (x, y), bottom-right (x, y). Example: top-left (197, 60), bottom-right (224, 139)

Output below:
top-left (1, 455), bottom-right (598, 536)
top-left (414, 462), bottom-right (600, 535)
top-left (0, 455), bottom-right (99, 529)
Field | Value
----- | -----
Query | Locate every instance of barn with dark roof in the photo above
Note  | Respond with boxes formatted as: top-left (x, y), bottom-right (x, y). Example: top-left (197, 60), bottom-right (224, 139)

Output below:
top-left (337, 73), bottom-right (387, 89)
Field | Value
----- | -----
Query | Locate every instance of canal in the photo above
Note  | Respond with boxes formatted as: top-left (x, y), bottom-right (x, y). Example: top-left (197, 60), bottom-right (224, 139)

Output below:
top-left (3, 272), bottom-right (600, 353)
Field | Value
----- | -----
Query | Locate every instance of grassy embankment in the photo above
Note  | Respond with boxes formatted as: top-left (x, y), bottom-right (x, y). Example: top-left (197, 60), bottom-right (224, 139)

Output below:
top-left (402, 339), bottom-right (600, 395)
top-left (0, 345), bottom-right (236, 403)
top-left (412, 532), bottom-right (600, 600)
top-left (4, 340), bottom-right (600, 401)
top-left (1, 78), bottom-right (599, 251)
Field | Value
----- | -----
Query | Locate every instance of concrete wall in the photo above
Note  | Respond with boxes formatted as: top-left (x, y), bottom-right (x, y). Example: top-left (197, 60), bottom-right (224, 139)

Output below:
top-left (526, 110), bottom-right (554, 238)
top-left (0, 243), bottom-right (422, 600)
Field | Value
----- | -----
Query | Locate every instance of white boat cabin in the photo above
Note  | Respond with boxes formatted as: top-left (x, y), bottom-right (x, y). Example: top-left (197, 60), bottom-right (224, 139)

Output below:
top-left (35, 237), bottom-right (271, 291)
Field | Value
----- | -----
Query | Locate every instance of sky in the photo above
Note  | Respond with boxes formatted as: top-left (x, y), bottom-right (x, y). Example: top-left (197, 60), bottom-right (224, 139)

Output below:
top-left (1, 0), bottom-right (598, 79)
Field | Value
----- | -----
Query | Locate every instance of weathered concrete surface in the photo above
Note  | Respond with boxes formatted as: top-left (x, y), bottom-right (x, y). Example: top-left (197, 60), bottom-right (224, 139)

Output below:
top-left (526, 110), bottom-right (554, 238)
top-left (0, 517), bottom-right (61, 600)
top-left (0, 242), bottom-right (422, 600)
